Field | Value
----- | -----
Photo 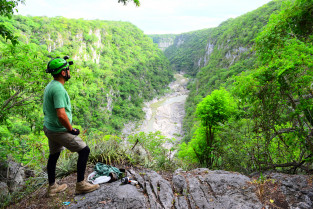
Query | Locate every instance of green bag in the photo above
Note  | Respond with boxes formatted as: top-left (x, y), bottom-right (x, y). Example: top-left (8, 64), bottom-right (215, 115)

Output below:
top-left (93, 163), bottom-right (123, 180)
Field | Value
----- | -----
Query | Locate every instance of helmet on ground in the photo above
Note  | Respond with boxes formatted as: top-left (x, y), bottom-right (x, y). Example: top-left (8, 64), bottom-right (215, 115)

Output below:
top-left (46, 56), bottom-right (73, 74)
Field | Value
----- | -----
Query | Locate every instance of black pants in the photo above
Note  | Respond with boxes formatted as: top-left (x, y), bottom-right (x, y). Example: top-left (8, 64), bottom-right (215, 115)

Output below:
top-left (47, 146), bottom-right (90, 185)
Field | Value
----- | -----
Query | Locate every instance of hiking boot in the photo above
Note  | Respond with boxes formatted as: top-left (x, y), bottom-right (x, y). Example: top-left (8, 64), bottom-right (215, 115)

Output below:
top-left (75, 181), bottom-right (100, 194)
top-left (47, 183), bottom-right (68, 197)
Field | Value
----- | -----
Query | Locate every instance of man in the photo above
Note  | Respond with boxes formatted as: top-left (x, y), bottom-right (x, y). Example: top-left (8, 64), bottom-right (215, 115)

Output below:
top-left (43, 56), bottom-right (99, 197)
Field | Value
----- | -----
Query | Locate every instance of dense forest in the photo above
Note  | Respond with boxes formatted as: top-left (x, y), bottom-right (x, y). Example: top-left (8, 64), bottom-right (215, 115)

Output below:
top-left (1, 0), bottom-right (313, 207)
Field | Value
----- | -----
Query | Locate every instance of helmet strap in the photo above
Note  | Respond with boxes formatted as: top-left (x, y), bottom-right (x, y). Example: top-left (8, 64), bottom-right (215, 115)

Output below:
top-left (63, 69), bottom-right (71, 81)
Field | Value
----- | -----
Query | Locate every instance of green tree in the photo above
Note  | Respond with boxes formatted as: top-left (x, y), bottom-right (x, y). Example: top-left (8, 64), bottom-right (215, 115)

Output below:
top-left (0, 0), bottom-right (24, 45)
top-left (180, 89), bottom-right (236, 167)
top-left (118, 0), bottom-right (140, 6)
top-left (0, 43), bottom-right (48, 122)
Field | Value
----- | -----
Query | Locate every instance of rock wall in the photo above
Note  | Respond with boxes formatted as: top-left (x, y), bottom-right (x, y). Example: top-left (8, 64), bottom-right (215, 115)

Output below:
top-left (149, 35), bottom-right (176, 51)
top-left (158, 38), bottom-right (175, 51)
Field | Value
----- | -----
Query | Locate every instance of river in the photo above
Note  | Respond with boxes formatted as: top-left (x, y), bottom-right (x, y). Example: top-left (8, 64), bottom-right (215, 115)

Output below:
top-left (122, 73), bottom-right (189, 142)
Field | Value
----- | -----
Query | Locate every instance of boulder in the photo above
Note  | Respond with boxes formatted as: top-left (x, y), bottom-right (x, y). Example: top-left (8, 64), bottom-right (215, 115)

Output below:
top-left (6, 159), bottom-right (25, 192)
top-left (72, 180), bottom-right (147, 209)
top-left (0, 158), bottom-right (26, 193)
top-left (0, 182), bottom-right (9, 196)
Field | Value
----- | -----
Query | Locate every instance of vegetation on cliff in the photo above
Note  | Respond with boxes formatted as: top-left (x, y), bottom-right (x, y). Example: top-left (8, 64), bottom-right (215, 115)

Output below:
top-left (176, 0), bottom-right (313, 174)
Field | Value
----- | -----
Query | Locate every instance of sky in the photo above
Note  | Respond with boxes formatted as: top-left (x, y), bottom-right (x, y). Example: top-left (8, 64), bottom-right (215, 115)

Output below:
top-left (16, 0), bottom-right (273, 34)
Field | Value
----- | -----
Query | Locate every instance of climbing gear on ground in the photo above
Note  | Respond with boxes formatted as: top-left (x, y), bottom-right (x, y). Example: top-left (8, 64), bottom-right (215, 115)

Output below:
top-left (75, 180), bottom-right (100, 194)
top-left (70, 128), bottom-right (80, 135)
top-left (88, 172), bottom-right (111, 184)
top-left (47, 182), bottom-right (68, 197)
top-left (121, 177), bottom-right (138, 185)
top-left (121, 177), bottom-right (130, 184)
top-left (87, 163), bottom-right (125, 184)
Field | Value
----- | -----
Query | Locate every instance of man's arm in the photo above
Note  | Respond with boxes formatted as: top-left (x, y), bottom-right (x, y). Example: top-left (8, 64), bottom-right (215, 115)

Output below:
top-left (56, 107), bottom-right (73, 132)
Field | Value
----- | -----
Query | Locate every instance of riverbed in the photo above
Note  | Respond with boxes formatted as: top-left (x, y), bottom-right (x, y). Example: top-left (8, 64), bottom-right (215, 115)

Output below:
top-left (122, 73), bottom-right (189, 141)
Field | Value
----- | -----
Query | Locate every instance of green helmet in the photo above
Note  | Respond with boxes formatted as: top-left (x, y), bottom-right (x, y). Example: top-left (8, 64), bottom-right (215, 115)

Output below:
top-left (46, 56), bottom-right (73, 74)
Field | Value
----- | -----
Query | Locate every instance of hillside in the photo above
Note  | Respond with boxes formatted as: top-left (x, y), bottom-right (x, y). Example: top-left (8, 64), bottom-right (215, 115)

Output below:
top-left (0, 15), bottom-right (173, 139)
top-left (151, 0), bottom-right (313, 175)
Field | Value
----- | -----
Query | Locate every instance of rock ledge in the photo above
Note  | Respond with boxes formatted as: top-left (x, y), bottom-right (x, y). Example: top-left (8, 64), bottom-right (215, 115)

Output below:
top-left (70, 168), bottom-right (313, 209)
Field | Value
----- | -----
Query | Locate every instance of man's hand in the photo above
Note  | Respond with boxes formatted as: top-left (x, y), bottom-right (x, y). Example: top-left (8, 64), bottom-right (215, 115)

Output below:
top-left (70, 128), bottom-right (80, 135)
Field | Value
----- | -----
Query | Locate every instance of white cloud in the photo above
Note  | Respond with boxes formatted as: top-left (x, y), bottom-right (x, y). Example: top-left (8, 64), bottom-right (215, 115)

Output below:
top-left (16, 0), bottom-right (273, 34)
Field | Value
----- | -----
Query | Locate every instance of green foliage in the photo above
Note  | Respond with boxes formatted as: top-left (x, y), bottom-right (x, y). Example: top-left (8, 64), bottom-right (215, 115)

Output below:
top-left (196, 88), bottom-right (236, 128)
top-left (179, 0), bottom-right (313, 174)
top-left (54, 131), bottom-right (177, 178)
top-left (55, 134), bottom-right (130, 178)
top-left (0, 15), bottom-right (173, 136)
top-left (0, 42), bottom-right (49, 122)
top-left (0, 131), bottom-right (48, 168)
top-left (0, 41), bottom-right (50, 164)
top-left (118, 0), bottom-right (140, 6)
top-left (87, 135), bottom-right (130, 166)
top-left (232, 0), bottom-right (313, 172)
top-left (0, 0), bottom-right (24, 17)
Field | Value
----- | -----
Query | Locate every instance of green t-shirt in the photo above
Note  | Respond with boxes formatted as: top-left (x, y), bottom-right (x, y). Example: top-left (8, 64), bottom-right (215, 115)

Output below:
top-left (43, 80), bottom-right (72, 132)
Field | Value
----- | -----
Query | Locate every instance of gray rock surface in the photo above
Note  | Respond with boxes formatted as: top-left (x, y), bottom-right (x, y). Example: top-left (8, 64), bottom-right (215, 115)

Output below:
top-left (71, 180), bottom-right (147, 209)
top-left (0, 158), bottom-right (25, 193)
top-left (68, 168), bottom-right (313, 209)
top-left (0, 181), bottom-right (9, 196)
top-left (266, 173), bottom-right (313, 209)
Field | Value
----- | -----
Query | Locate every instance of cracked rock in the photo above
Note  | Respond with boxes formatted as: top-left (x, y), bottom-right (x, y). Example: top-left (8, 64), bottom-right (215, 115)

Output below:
top-left (68, 169), bottom-right (312, 209)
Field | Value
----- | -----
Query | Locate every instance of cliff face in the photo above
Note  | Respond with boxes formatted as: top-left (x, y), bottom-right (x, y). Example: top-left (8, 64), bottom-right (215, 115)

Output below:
top-left (163, 0), bottom-right (281, 77)
top-left (149, 34), bottom-right (176, 51)
top-left (157, 38), bottom-right (174, 51)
